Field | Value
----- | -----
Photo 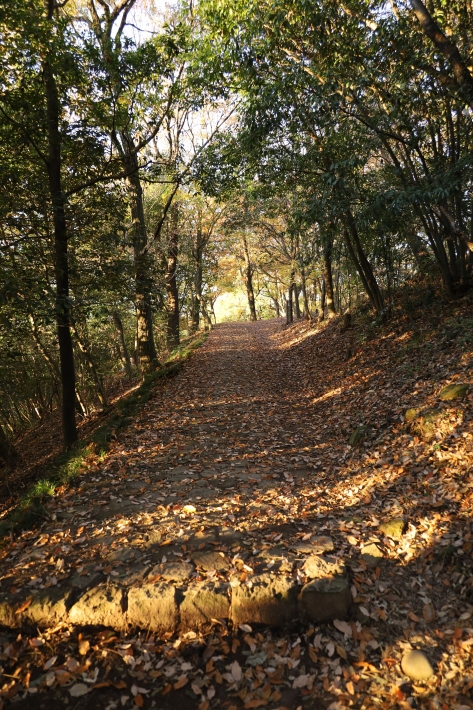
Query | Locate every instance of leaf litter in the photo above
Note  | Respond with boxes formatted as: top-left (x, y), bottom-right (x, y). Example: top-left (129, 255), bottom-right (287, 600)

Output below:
top-left (0, 295), bottom-right (473, 709)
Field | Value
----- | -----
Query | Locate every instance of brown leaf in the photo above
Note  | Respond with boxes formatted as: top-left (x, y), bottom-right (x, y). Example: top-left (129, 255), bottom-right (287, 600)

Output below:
top-left (173, 675), bottom-right (188, 690)
top-left (15, 598), bottom-right (32, 614)
top-left (422, 604), bottom-right (436, 622)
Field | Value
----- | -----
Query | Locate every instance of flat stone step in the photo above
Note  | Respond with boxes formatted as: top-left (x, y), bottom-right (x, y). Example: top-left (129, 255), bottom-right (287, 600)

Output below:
top-left (0, 562), bottom-right (351, 633)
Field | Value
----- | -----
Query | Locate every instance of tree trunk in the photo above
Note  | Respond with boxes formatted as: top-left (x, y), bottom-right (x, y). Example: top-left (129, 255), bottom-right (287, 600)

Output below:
top-left (301, 267), bottom-right (310, 318)
top-left (323, 242), bottom-right (336, 318)
top-left (202, 303), bottom-right (212, 331)
top-left (113, 312), bottom-right (133, 379)
top-left (286, 296), bottom-right (293, 324)
top-left (242, 234), bottom-right (257, 321)
top-left (319, 277), bottom-right (326, 321)
top-left (124, 150), bottom-right (159, 373)
top-left (274, 276), bottom-right (281, 317)
top-left (43, 46), bottom-right (77, 449)
top-left (0, 426), bottom-right (19, 469)
top-left (190, 218), bottom-right (203, 334)
top-left (406, 228), bottom-right (431, 272)
top-left (165, 204), bottom-right (180, 349)
top-left (71, 319), bottom-right (107, 408)
top-left (293, 283), bottom-right (301, 318)
top-left (345, 210), bottom-right (384, 316)
top-left (409, 0), bottom-right (473, 108)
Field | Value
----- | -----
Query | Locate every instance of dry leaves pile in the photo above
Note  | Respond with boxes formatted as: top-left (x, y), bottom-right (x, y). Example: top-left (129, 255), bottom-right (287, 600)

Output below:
top-left (0, 293), bottom-right (472, 709)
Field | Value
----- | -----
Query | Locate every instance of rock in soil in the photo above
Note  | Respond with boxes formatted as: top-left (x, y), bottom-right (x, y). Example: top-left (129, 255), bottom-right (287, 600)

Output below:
top-left (401, 650), bottom-right (435, 681)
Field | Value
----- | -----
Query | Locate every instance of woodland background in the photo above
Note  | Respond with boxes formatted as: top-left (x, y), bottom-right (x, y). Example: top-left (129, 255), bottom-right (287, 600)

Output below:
top-left (1, 0), bottom-right (473, 457)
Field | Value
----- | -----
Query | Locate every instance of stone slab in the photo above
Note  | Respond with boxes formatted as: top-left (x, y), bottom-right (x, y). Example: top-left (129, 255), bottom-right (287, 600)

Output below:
top-left (231, 574), bottom-right (299, 627)
top-left (299, 577), bottom-right (352, 622)
top-left (127, 583), bottom-right (178, 633)
top-left (302, 555), bottom-right (346, 579)
top-left (23, 588), bottom-right (69, 627)
top-left (180, 582), bottom-right (230, 630)
top-left (292, 535), bottom-right (334, 555)
top-left (191, 550), bottom-right (230, 571)
top-left (69, 585), bottom-right (125, 628)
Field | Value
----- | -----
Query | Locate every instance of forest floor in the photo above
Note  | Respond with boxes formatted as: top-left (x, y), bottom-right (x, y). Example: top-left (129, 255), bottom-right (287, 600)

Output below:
top-left (1, 289), bottom-right (473, 710)
top-left (0, 377), bottom-right (142, 515)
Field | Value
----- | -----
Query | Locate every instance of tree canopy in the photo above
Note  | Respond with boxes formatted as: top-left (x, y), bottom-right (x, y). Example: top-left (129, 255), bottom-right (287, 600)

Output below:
top-left (1, 0), bottom-right (472, 452)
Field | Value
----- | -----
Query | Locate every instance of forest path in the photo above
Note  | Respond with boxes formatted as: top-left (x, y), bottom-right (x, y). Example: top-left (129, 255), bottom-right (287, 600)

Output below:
top-left (2, 319), bottom-right (341, 632)
top-left (2, 314), bottom-right (473, 708)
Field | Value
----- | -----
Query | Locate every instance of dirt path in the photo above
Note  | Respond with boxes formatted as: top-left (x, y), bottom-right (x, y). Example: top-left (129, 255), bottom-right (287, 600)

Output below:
top-left (1, 320), bottom-right (341, 630)
top-left (1, 317), bottom-right (472, 709)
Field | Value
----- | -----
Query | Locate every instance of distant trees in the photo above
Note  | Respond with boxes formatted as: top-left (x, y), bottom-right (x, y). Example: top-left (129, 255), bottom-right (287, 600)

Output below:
top-left (2, 0), bottom-right (473, 454)
top-left (196, 0), bottom-right (473, 313)
top-left (0, 0), bottom-right (224, 450)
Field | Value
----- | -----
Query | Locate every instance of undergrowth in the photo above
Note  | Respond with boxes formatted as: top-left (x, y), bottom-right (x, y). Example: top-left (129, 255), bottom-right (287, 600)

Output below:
top-left (0, 332), bottom-right (208, 538)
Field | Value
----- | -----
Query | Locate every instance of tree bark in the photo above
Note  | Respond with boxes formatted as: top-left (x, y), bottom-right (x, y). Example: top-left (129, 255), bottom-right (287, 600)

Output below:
top-left (323, 242), bottom-right (336, 318)
top-left (286, 296), bottom-right (293, 324)
top-left (190, 216), bottom-right (203, 334)
top-left (125, 152), bottom-right (159, 373)
top-left (165, 204), bottom-right (180, 349)
top-left (301, 267), bottom-right (310, 318)
top-left (242, 234), bottom-right (257, 321)
top-left (319, 277), bottom-right (326, 321)
top-left (113, 312), bottom-right (133, 379)
top-left (293, 283), bottom-right (301, 318)
top-left (43, 27), bottom-right (77, 448)
top-left (0, 426), bottom-right (19, 469)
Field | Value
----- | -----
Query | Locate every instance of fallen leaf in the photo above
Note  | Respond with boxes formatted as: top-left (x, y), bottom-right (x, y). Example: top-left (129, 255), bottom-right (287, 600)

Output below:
top-left (44, 655), bottom-right (58, 670)
top-left (15, 599), bottom-right (32, 614)
top-left (230, 660), bottom-right (242, 682)
top-left (173, 675), bottom-right (188, 690)
top-left (69, 683), bottom-right (90, 697)
top-left (78, 639), bottom-right (90, 656)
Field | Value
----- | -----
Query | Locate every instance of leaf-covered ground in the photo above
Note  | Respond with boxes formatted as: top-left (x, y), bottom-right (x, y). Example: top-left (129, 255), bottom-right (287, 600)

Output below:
top-left (1, 296), bottom-right (473, 710)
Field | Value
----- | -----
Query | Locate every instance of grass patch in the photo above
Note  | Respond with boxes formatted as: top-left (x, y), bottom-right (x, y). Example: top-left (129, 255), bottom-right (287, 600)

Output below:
top-left (0, 331), bottom-right (208, 538)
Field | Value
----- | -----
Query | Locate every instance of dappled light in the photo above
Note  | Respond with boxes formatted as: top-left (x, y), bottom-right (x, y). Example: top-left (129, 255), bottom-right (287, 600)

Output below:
top-left (0, 304), bottom-right (472, 708)
top-left (2, 0), bottom-right (473, 707)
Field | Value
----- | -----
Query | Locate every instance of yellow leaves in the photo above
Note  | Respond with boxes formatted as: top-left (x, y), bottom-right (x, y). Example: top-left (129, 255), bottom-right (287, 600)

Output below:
top-left (78, 639), bottom-right (90, 656)
top-left (182, 504), bottom-right (197, 514)
top-left (173, 675), bottom-right (188, 690)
